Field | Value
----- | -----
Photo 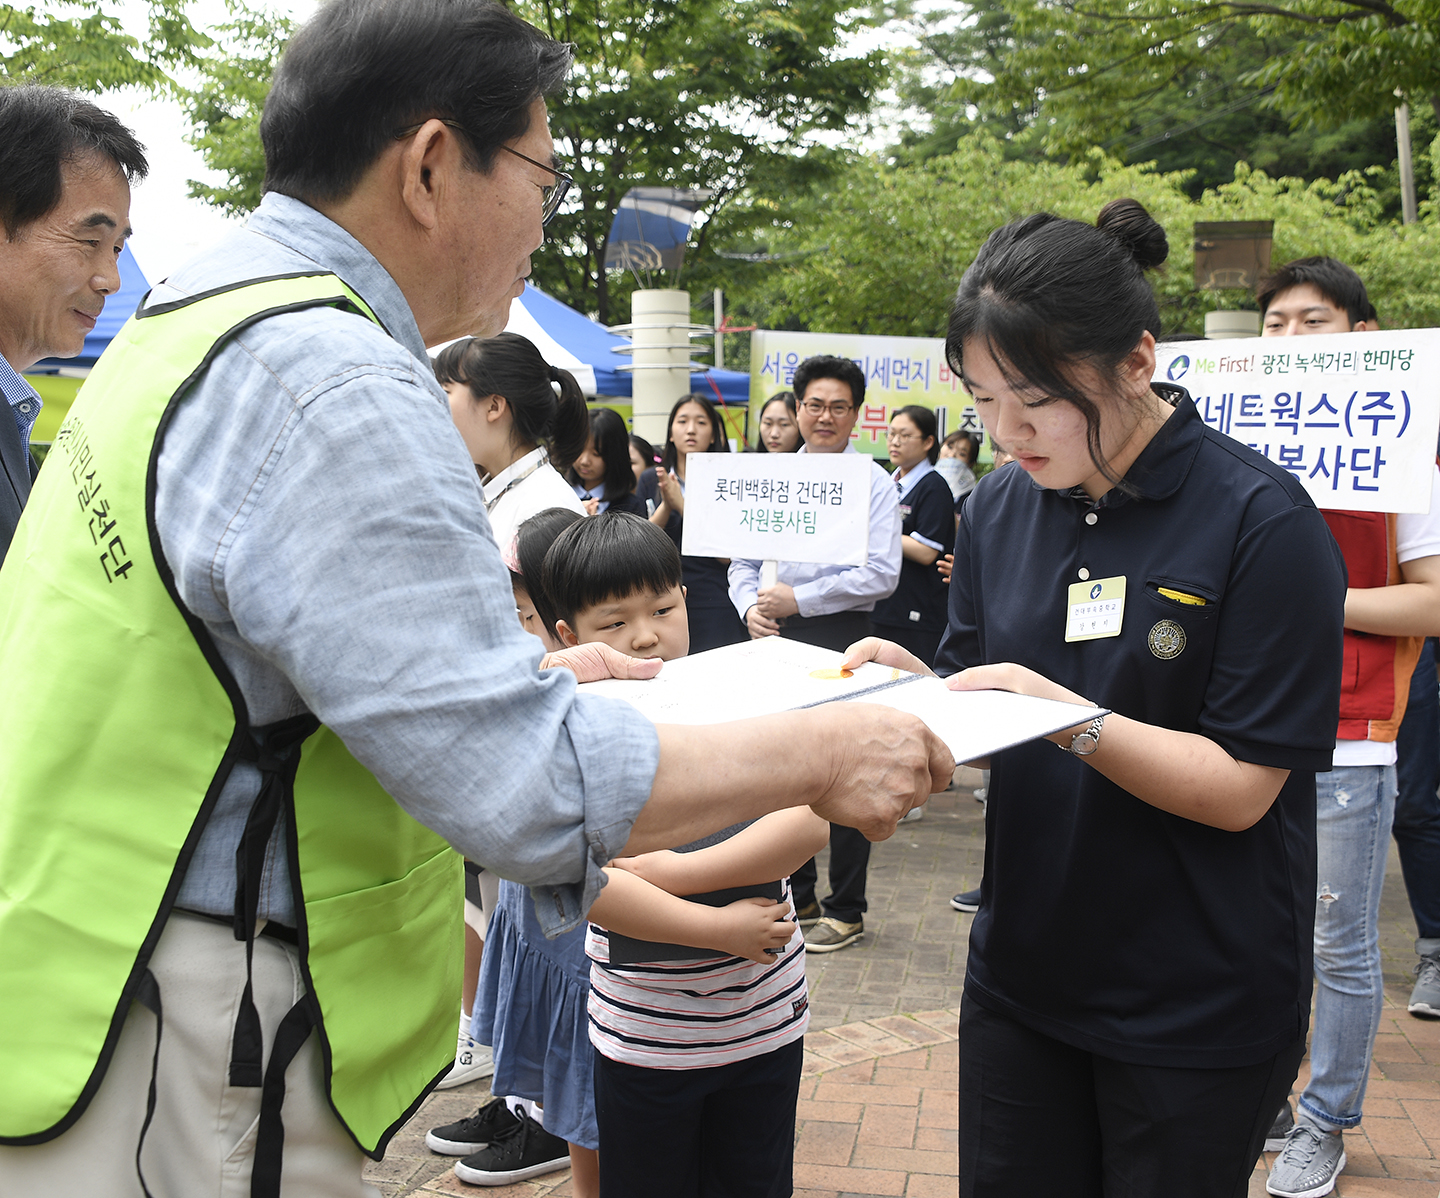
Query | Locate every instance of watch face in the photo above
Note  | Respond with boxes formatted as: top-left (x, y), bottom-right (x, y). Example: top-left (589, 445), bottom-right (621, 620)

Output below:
top-left (1072, 734), bottom-right (1097, 755)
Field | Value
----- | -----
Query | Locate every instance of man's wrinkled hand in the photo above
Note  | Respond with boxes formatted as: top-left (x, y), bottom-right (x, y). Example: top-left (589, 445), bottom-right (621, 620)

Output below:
top-left (808, 704), bottom-right (952, 840)
top-left (540, 642), bottom-right (664, 683)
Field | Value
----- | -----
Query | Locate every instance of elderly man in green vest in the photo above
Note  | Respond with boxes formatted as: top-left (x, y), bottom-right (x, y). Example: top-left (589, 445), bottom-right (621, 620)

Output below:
top-left (0, 2), bottom-right (950, 1195)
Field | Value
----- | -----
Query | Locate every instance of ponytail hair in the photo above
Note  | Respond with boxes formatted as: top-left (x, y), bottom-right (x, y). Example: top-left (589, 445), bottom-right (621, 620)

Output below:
top-left (433, 332), bottom-right (590, 474)
top-left (946, 197), bottom-right (1168, 489)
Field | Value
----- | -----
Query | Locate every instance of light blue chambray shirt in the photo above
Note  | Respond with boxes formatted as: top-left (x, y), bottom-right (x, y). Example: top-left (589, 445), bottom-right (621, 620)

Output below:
top-left (157, 194), bottom-right (659, 935)
top-left (0, 355), bottom-right (42, 450)
top-left (727, 444), bottom-right (902, 620)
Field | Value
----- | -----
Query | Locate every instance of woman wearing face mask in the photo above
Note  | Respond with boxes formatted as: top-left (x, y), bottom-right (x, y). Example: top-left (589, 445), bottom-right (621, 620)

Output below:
top-left (636, 394), bottom-right (748, 653)
top-left (851, 199), bottom-right (1347, 1196)
top-left (870, 405), bottom-right (952, 670)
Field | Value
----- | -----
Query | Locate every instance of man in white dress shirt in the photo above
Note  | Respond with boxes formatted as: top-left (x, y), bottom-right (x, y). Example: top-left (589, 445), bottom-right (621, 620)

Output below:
top-left (729, 354), bottom-right (903, 952)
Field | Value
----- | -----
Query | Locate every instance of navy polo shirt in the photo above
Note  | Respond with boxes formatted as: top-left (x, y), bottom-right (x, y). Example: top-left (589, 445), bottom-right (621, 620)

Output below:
top-left (936, 391), bottom-right (1345, 1069)
top-left (874, 466), bottom-right (954, 634)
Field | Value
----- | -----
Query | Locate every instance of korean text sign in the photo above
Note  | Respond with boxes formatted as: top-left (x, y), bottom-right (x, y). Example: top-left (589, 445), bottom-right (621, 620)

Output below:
top-left (750, 330), bottom-right (981, 460)
top-left (1153, 330), bottom-right (1440, 514)
top-left (681, 452), bottom-right (873, 565)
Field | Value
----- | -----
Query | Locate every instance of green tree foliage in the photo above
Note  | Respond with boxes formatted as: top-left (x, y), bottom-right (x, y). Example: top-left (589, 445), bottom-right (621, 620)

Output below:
top-left (178, 0), bottom-right (886, 325)
top-left (514, 0), bottom-right (885, 324)
top-left (741, 144), bottom-right (1440, 340)
top-left (940, 0), bottom-right (1440, 152)
top-left (0, 0), bottom-right (205, 92)
top-left (180, 6), bottom-right (292, 217)
top-left (885, 0), bottom-right (1437, 226)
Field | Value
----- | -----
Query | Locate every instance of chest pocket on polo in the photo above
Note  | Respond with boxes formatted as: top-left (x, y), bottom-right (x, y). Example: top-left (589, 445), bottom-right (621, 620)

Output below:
top-left (1142, 577), bottom-right (1220, 663)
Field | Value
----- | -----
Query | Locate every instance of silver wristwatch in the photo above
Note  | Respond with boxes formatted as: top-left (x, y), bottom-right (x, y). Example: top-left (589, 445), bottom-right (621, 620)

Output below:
top-left (1068, 715), bottom-right (1105, 756)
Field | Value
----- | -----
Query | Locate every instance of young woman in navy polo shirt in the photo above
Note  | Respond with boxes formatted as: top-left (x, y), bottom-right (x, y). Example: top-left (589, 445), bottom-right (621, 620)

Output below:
top-left (850, 199), bottom-right (1347, 1195)
top-left (872, 404), bottom-right (953, 668)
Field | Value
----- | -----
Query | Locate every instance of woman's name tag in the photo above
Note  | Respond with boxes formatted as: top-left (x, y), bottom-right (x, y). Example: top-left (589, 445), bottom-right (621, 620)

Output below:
top-left (1065, 576), bottom-right (1126, 642)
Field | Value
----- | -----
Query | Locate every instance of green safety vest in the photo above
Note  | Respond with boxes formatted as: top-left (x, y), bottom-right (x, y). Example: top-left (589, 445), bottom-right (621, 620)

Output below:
top-left (0, 274), bottom-right (462, 1182)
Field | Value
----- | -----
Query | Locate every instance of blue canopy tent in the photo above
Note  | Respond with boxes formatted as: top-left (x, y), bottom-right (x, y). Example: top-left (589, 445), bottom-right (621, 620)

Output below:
top-left (36, 257), bottom-right (750, 405)
top-left (506, 282), bottom-right (750, 405)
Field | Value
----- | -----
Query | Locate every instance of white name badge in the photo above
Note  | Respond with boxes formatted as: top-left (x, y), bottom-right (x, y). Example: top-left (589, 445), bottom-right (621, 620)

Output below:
top-left (1065, 576), bottom-right (1126, 642)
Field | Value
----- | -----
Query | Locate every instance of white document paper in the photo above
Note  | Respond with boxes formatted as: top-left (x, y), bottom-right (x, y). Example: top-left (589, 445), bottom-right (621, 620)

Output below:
top-left (577, 636), bottom-right (1107, 763)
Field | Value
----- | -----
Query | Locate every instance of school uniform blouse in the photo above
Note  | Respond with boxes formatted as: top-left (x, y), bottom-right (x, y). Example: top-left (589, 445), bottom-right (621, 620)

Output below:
top-left (935, 389), bottom-right (1346, 1070)
top-left (483, 447), bottom-right (585, 556)
top-left (570, 481), bottom-right (646, 518)
top-left (873, 459), bottom-right (954, 635)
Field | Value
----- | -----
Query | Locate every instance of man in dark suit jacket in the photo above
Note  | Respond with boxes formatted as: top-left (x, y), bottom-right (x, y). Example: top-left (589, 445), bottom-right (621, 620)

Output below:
top-left (0, 86), bottom-right (147, 562)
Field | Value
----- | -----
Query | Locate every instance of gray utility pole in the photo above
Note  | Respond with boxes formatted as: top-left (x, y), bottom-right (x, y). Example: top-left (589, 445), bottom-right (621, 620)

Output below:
top-left (1397, 100), bottom-right (1418, 226)
top-left (713, 288), bottom-right (724, 369)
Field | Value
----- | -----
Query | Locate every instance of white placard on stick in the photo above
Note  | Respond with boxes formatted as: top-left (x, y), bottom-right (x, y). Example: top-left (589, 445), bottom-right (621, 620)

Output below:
top-left (1153, 329), bottom-right (1440, 514)
top-left (680, 452), bottom-right (874, 564)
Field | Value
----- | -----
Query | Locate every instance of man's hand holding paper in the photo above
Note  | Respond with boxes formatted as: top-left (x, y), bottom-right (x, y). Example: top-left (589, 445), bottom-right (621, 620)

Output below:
top-left (808, 703), bottom-right (952, 839)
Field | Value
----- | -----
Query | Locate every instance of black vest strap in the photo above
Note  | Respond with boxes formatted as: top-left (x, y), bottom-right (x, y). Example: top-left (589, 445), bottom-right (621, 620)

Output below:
top-left (132, 969), bottom-right (163, 1198)
top-left (228, 714), bottom-right (320, 1089)
top-left (249, 998), bottom-right (315, 1198)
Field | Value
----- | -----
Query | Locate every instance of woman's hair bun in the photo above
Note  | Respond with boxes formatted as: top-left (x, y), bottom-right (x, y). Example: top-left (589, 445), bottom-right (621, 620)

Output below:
top-left (1095, 198), bottom-right (1168, 271)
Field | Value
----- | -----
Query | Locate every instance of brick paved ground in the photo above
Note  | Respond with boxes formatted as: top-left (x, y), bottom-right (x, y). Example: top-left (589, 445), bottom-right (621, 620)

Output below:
top-left (1246, 837), bottom-right (1440, 1197)
top-left (375, 766), bottom-right (1440, 1197)
top-left (371, 770), bottom-right (977, 1197)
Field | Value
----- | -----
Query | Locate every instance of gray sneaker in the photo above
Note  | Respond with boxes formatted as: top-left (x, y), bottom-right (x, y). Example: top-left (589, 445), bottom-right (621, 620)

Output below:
top-left (1264, 1101), bottom-right (1294, 1152)
top-left (1408, 939), bottom-right (1440, 1018)
top-left (1266, 1124), bottom-right (1346, 1197)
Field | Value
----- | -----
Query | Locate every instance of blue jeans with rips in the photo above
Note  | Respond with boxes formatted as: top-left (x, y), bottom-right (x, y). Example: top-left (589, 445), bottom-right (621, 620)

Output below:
top-left (1300, 764), bottom-right (1397, 1132)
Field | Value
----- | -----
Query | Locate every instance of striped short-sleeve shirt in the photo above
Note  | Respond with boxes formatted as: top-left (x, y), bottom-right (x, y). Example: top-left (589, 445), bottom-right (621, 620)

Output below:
top-left (585, 876), bottom-right (810, 1070)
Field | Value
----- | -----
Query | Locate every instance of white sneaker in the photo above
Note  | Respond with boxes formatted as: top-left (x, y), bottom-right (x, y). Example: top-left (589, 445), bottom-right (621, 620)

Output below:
top-left (435, 1013), bottom-right (495, 1090)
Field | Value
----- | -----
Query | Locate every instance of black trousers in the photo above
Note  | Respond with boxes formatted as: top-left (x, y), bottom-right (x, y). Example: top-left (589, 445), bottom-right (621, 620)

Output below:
top-left (780, 609), bottom-right (873, 923)
top-left (960, 997), bottom-right (1305, 1198)
top-left (593, 1038), bottom-right (803, 1198)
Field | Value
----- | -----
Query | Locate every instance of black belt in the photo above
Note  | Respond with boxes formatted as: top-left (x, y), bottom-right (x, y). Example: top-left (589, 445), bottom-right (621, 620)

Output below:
top-left (176, 906), bottom-right (298, 945)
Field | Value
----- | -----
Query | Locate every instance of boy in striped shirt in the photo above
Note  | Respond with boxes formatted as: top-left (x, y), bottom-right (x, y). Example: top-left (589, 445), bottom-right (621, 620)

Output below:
top-left (544, 512), bottom-right (828, 1196)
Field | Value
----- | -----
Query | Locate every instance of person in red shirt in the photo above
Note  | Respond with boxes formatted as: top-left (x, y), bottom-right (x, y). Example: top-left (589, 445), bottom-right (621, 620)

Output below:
top-left (1260, 257), bottom-right (1440, 1198)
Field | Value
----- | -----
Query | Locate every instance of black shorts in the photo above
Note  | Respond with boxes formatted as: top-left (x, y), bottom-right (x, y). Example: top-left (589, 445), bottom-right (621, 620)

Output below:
top-left (594, 1038), bottom-right (803, 1198)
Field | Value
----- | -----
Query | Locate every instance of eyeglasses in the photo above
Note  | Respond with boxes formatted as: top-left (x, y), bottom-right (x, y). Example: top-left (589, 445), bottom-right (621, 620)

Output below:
top-left (799, 400), bottom-right (855, 418)
top-left (886, 428), bottom-right (918, 442)
top-left (392, 119), bottom-right (574, 226)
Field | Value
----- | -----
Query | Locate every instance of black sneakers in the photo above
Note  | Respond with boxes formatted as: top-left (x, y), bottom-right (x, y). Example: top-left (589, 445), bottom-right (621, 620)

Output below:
top-left (951, 887), bottom-right (981, 913)
top-left (425, 1096), bottom-right (521, 1156)
top-left (453, 1108), bottom-right (570, 1186)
